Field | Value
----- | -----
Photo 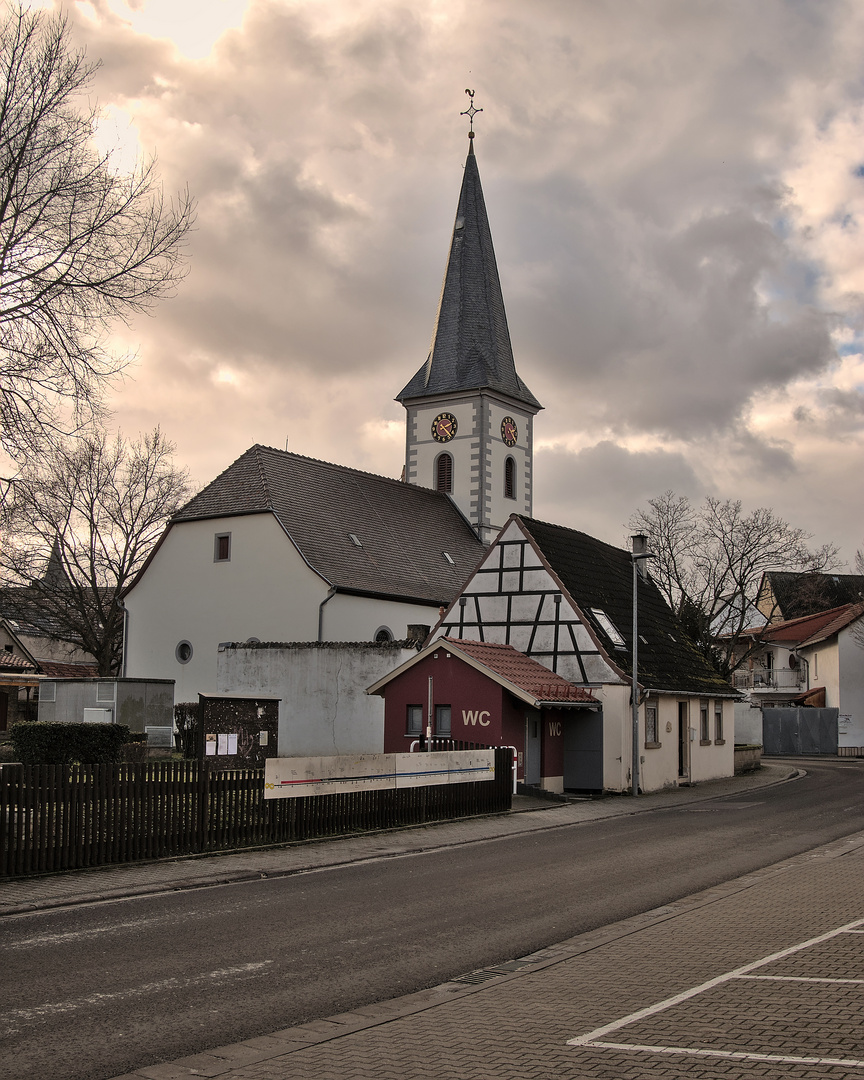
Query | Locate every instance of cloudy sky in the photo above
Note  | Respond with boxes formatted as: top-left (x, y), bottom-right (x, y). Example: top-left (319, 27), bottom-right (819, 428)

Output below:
top-left (29, 0), bottom-right (864, 561)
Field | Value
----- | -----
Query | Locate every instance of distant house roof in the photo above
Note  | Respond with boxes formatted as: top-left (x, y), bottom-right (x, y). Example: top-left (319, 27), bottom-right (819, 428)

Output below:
top-left (143, 445), bottom-right (485, 607)
top-left (396, 142), bottom-right (541, 412)
top-left (0, 650), bottom-right (38, 674)
top-left (761, 571), bottom-right (864, 622)
top-left (38, 661), bottom-right (101, 679)
top-left (797, 602), bottom-right (864, 649)
top-left (741, 605), bottom-right (854, 646)
top-left (518, 517), bottom-right (734, 696)
top-left (367, 635), bottom-right (599, 708)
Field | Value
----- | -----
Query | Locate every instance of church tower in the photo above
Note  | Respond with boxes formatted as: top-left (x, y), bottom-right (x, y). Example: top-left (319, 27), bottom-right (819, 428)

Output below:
top-left (397, 97), bottom-right (542, 546)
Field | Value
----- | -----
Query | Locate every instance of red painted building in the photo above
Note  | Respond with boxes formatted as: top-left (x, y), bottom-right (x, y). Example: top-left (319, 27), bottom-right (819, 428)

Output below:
top-left (367, 637), bottom-right (599, 793)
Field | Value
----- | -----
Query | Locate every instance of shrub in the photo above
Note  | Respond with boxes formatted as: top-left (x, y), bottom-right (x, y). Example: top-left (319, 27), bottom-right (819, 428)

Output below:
top-left (9, 722), bottom-right (134, 765)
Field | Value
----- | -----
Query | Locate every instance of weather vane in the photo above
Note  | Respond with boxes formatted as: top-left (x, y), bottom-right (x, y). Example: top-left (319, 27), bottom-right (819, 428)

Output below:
top-left (461, 88), bottom-right (482, 139)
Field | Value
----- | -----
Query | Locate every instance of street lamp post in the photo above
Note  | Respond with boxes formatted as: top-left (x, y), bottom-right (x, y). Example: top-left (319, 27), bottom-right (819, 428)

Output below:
top-left (631, 535), bottom-right (656, 797)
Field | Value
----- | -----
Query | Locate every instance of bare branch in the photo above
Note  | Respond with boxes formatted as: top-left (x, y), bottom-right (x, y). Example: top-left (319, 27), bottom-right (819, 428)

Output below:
top-left (0, 3), bottom-right (194, 462)
top-left (0, 428), bottom-right (191, 675)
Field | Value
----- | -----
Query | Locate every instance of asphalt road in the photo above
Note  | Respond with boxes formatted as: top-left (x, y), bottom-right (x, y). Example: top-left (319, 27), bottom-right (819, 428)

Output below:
top-left (2, 758), bottom-right (863, 1080)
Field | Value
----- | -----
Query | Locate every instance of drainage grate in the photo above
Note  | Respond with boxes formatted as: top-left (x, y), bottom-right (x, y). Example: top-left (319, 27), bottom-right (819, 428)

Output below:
top-left (450, 958), bottom-right (543, 986)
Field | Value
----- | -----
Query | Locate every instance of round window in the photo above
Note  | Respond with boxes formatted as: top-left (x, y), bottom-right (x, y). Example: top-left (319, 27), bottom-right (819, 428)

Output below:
top-left (175, 640), bottom-right (193, 664)
top-left (374, 627), bottom-right (394, 643)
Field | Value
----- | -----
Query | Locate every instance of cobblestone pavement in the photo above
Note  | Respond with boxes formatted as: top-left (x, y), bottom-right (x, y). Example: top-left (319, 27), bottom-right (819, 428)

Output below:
top-left (107, 829), bottom-right (864, 1080)
top-left (0, 763), bottom-right (796, 916)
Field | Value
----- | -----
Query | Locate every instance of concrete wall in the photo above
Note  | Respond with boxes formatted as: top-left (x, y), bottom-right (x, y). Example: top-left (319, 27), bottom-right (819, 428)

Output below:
top-left (735, 701), bottom-right (763, 744)
top-left (218, 642), bottom-right (417, 757)
top-left (38, 679), bottom-right (174, 733)
top-left (837, 628), bottom-right (864, 748)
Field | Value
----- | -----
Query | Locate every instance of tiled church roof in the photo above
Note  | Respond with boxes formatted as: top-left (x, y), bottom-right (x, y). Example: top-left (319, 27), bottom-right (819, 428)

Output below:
top-left (169, 445), bottom-right (485, 606)
top-left (397, 142), bottom-right (541, 411)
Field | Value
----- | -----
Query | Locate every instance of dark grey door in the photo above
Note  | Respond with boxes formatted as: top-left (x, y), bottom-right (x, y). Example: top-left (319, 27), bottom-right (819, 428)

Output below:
top-left (563, 710), bottom-right (603, 793)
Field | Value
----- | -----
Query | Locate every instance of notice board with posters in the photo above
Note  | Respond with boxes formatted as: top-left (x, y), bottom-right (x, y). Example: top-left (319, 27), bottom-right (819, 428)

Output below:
top-left (197, 693), bottom-right (280, 769)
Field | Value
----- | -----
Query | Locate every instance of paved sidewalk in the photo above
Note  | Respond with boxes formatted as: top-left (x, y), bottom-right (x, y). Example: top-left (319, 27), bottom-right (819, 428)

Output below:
top-left (0, 763), bottom-right (797, 917)
top-left (104, 824), bottom-right (864, 1080)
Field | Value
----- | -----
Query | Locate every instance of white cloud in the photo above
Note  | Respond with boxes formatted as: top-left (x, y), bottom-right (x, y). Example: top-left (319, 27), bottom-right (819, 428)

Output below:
top-left (43, 0), bottom-right (864, 562)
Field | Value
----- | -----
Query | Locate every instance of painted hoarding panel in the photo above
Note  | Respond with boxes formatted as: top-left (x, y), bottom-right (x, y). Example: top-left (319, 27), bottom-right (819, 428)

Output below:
top-left (264, 750), bottom-right (495, 799)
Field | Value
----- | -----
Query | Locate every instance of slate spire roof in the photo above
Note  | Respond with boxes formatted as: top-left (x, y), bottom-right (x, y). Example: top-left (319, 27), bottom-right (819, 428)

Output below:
top-left (160, 445), bottom-right (485, 607)
top-left (397, 141), bottom-right (541, 410)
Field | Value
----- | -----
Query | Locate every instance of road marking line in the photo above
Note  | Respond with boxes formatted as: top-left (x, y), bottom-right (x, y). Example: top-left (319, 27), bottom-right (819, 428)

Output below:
top-left (5, 919), bottom-right (147, 949)
top-left (567, 916), bottom-right (864, 1048)
top-left (737, 974), bottom-right (864, 985)
top-left (0, 961), bottom-right (273, 1029)
top-left (588, 1041), bottom-right (864, 1069)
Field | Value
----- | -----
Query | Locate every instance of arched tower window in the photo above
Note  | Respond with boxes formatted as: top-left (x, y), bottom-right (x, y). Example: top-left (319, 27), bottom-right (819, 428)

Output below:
top-left (504, 456), bottom-right (516, 500)
top-left (436, 453), bottom-right (453, 493)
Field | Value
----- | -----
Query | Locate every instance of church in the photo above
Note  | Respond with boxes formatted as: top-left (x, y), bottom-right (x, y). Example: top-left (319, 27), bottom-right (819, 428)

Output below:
top-left (122, 124), bottom-right (540, 704)
top-left (123, 113), bottom-right (737, 793)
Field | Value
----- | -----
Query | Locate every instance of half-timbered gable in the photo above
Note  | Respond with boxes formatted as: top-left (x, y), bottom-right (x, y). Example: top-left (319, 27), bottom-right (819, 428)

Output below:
top-left (432, 517), bottom-right (625, 687)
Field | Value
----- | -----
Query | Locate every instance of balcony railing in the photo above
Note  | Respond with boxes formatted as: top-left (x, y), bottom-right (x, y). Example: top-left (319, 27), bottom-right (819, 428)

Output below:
top-left (733, 669), bottom-right (806, 690)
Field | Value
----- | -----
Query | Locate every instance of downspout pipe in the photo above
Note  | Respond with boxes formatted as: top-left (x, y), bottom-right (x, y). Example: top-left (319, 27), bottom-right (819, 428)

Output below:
top-left (317, 586), bottom-right (337, 642)
top-left (118, 599), bottom-right (129, 678)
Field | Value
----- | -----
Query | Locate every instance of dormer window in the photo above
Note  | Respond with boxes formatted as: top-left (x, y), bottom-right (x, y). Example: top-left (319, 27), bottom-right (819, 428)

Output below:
top-left (590, 608), bottom-right (626, 648)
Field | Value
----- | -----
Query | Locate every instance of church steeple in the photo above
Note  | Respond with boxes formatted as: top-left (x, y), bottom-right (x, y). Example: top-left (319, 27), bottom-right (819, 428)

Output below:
top-left (396, 139), bottom-right (540, 410)
top-left (399, 97), bottom-right (541, 545)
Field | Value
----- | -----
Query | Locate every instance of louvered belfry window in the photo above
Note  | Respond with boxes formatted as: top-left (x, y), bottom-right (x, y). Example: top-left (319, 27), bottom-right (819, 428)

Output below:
top-left (436, 453), bottom-right (453, 493)
top-left (504, 456), bottom-right (516, 499)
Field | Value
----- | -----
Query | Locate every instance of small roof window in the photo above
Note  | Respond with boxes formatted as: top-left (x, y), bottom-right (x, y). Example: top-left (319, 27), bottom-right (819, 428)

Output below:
top-left (348, 533), bottom-right (363, 547)
top-left (443, 551), bottom-right (455, 565)
top-left (590, 608), bottom-right (626, 648)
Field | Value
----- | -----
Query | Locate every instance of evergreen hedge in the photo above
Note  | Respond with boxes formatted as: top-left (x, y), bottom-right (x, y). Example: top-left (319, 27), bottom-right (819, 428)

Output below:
top-left (9, 722), bottom-right (135, 765)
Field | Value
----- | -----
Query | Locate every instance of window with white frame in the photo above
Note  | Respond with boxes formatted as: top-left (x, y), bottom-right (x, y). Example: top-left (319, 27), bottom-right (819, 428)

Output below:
top-left (645, 704), bottom-right (658, 745)
top-left (700, 701), bottom-right (710, 743)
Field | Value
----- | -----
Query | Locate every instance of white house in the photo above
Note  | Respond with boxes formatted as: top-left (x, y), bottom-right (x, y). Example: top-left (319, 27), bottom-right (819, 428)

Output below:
top-left (428, 515), bottom-right (738, 794)
top-left (733, 603), bottom-right (864, 753)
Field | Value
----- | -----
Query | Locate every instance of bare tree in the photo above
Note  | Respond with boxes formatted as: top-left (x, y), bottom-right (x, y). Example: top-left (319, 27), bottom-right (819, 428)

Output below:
top-left (629, 492), bottom-right (840, 676)
top-left (0, 428), bottom-right (191, 675)
top-left (0, 3), bottom-right (193, 477)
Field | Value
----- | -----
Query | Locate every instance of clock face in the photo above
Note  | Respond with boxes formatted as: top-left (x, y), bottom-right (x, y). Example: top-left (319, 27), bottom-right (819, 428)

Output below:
top-left (501, 416), bottom-right (518, 447)
top-left (431, 412), bottom-right (457, 442)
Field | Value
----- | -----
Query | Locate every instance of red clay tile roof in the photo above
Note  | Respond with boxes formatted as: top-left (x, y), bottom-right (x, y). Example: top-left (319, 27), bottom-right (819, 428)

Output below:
top-left (0, 651), bottom-right (38, 672)
top-left (798, 602), bottom-right (864, 648)
top-left (744, 604), bottom-right (862, 646)
top-left (38, 661), bottom-right (100, 678)
top-left (442, 638), bottom-right (599, 704)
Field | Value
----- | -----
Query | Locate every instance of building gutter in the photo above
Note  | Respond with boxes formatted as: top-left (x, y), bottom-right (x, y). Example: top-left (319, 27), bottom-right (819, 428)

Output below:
top-left (317, 586), bottom-right (338, 643)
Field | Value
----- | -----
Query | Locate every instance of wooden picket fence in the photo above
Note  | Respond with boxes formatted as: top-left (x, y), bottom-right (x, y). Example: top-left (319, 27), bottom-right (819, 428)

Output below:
top-left (0, 748), bottom-right (512, 878)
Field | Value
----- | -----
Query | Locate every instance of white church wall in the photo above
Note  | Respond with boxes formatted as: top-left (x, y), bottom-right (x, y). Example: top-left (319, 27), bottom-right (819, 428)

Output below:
top-left (319, 591), bottom-right (443, 646)
top-left (217, 642), bottom-right (416, 757)
top-left (125, 513), bottom-right (326, 703)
